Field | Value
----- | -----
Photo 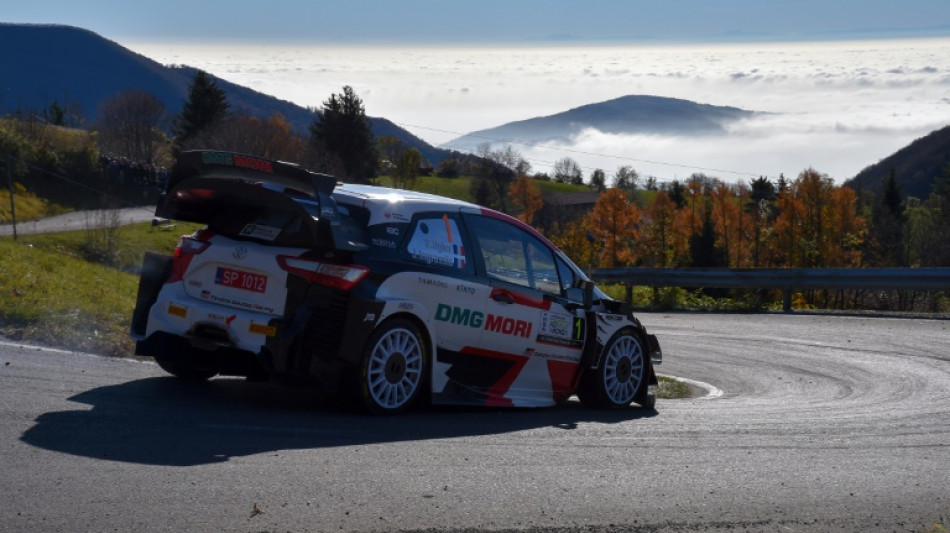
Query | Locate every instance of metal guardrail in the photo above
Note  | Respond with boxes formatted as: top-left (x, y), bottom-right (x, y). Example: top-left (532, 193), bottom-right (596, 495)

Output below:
top-left (590, 267), bottom-right (950, 312)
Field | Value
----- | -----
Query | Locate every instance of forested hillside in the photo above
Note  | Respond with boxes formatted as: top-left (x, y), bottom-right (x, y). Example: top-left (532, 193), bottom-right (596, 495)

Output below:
top-left (846, 124), bottom-right (950, 199)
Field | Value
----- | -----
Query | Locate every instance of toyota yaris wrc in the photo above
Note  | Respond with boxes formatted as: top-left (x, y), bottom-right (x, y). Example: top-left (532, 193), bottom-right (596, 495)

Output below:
top-left (131, 150), bottom-right (662, 414)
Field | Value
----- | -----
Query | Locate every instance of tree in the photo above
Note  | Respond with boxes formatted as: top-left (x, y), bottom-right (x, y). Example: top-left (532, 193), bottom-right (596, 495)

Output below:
top-left (198, 113), bottom-right (305, 162)
top-left (392, 147), bottom-right (423, 190)
top-left (309, 85), bottom-right (377, 184)
top-left (642, 191), bottom-right (677, 267)
top-left (95, 90), bottom-right (167, 163)
top-left (508, 176), bottom-right (544, 225)
top-left (585, 188), bottom-right (641, 268)
top-left (749, 176), bottom-right (777, 267)
top-left (589, 169), bottom-right (607, 192)
top-left (43, 100), bottom-right (66, 126)
top-left (553, 157), bottom-right (583, 184)
top-left (436, 157), bottom-right (461, 178)
top-left (613, 165), bottom-right (638, 189)
top-left (173, 70), bottom-right (229, 151)
top-left (867, 169), bottom-right (906, 266)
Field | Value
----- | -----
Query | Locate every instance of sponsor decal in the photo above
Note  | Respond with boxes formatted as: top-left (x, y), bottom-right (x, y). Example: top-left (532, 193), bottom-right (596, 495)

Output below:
top-left (200, 292), bottom-right (275, 314)
top-left (537, 312), bottom-right (584, 348)
top-left (249, 323), bottom-right (277, 337)
top-left (239, 224), bottom-right (280, 241)
top-left (407, 217), bottom-right (466, 269)
top-left (398, 302), bottom-right (415, 311)
top-left (456, 284), bottom-right (476, 295)
top-left (383, 211), bottom-right (409, 222)
top-left (417, 276), bottom-right (448, 289)
top-left (363, 312), bottom-right (377, 322)
top-left (386, 226), bottom-right (400, 236)
top-left (523, 348), bottom-right (579, 363)
top-left (168, 303), bottom-right (187, 318)
top-left (201, 152), bottom-right (274, 174)
top-left (371, 238), bottom-right (397, 248)
top-left (435, 303), bottom-right (532, 339)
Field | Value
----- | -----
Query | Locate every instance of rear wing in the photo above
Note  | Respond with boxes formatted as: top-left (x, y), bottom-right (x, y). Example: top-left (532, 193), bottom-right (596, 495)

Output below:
top-left (157, 151), bottom-right (366, 251)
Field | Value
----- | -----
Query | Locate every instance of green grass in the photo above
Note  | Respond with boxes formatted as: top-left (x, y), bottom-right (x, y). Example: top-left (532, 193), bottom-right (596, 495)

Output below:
top-left (0, 238), bottom-right (139, 356)
top-left (0, 221), bottom-right (200, 356)
top-left (655, 376), bottom-right (693, 400)
top-left (1, 184), bottom-right (67, 223)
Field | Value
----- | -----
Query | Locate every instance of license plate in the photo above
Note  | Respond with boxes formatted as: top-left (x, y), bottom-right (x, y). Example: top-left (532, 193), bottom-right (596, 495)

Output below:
top-left (215, 267), bottom-right (267, 293)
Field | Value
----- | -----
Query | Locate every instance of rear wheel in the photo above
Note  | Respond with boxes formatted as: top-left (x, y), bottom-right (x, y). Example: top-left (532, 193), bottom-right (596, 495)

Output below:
top-left (577, 330), bottom-right (649, 409)
top-left (356, 318), bottom-right (427, 415)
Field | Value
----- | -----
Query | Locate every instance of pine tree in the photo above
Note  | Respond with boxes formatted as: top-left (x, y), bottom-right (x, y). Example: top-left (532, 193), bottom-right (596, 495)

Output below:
top-left (309, 86), bottom-right (377, 184)
top-left (173, 70), bottom-right (229, 151)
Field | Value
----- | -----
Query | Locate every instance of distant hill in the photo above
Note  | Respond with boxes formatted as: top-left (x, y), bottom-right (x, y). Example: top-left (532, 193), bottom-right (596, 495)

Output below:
top-left (845, 125), bottom-right (950, 199)
top-left (0, 23), bottom-right (451, 164)
top-left (442, 95), bottom-right (758, 152)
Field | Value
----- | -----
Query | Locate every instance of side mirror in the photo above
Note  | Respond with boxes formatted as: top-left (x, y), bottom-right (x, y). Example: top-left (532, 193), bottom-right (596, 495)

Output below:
top-left (564, 281), bottom-right (595, 311)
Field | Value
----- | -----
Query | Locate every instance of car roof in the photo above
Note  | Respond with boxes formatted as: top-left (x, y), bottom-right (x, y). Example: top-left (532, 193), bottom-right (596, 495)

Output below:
top-left (334, 183), bottom-right (482, 225)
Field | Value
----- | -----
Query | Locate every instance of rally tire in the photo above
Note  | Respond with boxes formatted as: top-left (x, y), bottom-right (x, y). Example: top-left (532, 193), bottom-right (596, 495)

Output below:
top-left (577, 330), bottom-right (649, 409)
top-left (356, 318), bottom-right (427, 415)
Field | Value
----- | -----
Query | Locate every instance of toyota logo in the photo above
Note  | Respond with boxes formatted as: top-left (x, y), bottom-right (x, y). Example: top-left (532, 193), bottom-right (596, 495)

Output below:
top-left (233, 246), bottom-right (248, 260)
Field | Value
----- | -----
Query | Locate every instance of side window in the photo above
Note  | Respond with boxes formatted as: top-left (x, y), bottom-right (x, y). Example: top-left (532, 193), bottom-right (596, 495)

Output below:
top-left (405, 214), bottom-right (469, 271)
top-left (555, 256), bottom-right (577, 294)
top-left (466, 214), bottom-right (561, 295)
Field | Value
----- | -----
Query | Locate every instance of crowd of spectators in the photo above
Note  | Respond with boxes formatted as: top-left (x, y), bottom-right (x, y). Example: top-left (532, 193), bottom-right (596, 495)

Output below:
top-left (99, 156), bottom-right (168, 188)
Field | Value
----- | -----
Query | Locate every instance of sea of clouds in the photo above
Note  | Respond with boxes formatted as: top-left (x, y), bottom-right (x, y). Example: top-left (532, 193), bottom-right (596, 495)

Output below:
top-left (129, 38), bottom-right (950, 186)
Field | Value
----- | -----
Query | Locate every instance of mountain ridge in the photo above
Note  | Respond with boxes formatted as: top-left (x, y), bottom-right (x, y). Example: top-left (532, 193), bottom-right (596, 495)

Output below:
top-left (0, 23), bottom-right (450, 164)
top-left (442, 95), bottom-right (759, 152)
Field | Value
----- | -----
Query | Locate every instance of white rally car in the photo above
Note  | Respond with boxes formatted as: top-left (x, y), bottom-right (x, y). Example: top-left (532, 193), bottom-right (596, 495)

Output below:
top-left (131, 150), bottom-right (662, 414)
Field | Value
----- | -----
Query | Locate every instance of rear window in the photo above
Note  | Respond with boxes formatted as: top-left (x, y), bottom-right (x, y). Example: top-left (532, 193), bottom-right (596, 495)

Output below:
top-left (209, 200), bottom-right (368, 250)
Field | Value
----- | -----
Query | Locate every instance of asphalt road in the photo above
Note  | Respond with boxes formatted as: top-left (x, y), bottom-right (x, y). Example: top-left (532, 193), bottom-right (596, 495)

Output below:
top-left (0, 207), bottom-right (156, 236)
top-left (1, 313), bottom-right (949, 532)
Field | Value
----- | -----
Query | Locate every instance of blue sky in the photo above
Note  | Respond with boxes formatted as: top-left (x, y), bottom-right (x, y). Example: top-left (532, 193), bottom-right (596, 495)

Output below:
top-left (5, 0), bottom-right (950, 44)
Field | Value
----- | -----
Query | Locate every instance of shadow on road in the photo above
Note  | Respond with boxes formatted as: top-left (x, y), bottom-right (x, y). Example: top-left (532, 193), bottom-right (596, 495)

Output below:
top-left (21, 377), bottom-right (656, 466)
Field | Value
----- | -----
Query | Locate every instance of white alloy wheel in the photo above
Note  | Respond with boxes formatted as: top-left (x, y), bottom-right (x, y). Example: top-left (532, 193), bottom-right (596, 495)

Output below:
top-left (602, 334), bottom-right (645, 405)
top-left (362, 321), bottom-right (425, 413)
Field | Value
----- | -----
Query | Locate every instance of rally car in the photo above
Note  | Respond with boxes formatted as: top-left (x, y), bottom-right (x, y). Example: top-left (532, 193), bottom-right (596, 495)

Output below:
top-left (131, 150), bottom-right (662, 414)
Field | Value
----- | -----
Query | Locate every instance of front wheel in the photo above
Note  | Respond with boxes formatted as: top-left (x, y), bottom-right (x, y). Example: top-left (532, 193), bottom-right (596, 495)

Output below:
top-left (577, 330), bottom-right (650, 409)
top-left (356, 318), bottom-right (427, 415)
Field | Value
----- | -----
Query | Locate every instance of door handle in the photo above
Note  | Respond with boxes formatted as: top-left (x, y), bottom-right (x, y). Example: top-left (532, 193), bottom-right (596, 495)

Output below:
top-left (491, 291), bottom-right (515, 304)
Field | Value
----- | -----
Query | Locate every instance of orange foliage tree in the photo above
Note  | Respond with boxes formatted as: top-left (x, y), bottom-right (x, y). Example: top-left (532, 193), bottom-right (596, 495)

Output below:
top-left (507, 176), bottom-right (544, 225)
top-left (585, 188), bottom-right (641, 268)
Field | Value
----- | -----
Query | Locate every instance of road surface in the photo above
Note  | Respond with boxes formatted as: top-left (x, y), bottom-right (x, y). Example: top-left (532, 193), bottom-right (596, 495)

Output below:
top-left (1, 313), bottom-right (948, 532)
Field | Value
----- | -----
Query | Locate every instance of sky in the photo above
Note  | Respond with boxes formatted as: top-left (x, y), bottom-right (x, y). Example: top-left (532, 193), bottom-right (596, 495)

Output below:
top-left (5, 0), bottom-right (950, 44)
top-left (6, 1), bottom-right (950, 186)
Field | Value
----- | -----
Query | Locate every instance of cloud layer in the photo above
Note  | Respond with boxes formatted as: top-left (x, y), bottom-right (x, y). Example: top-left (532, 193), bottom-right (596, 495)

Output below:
top-left (130, 38), bottom-right (950, 184)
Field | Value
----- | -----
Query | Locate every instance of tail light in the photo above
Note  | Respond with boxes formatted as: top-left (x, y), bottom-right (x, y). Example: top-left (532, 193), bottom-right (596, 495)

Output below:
top-left (168, 234), bottom-right (211, 283)
top-left (173, 235), bottom-right (211, 258)
top-left (278, 256), bottom-right (369, 291)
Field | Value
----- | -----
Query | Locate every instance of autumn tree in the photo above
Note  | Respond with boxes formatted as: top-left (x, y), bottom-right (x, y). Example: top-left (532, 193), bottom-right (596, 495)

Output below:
top-left (641, 191), bottom-right (678, 267)
top-left (310, 85), bottom-right (377, 184)
top-left (95, 90), bottom-right (167, 163)
top-left (585, 188), bottom-right (641, 267)
top-left (508, 175), bottom-right (544, 225)
top-left (197, 113), bottom-right (305, 162)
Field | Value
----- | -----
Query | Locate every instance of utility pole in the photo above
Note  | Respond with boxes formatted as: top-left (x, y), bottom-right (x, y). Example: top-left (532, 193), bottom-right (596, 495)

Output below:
top-left (6, 154), bottom-right (16, 241)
